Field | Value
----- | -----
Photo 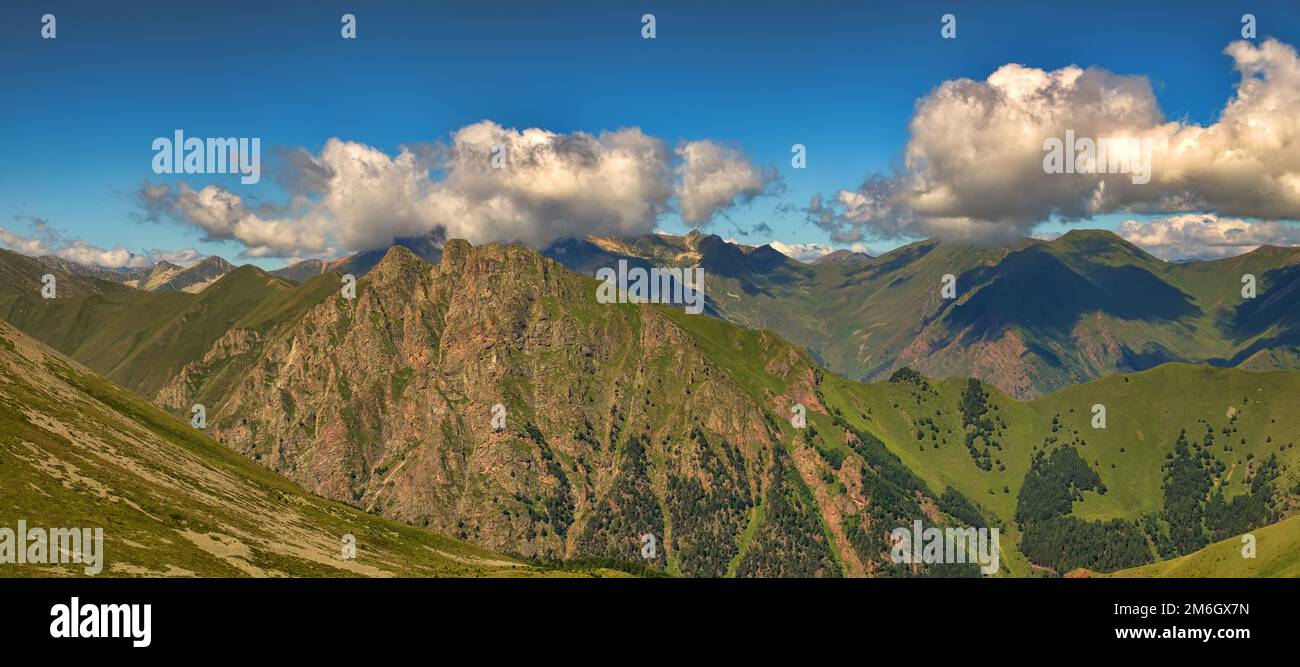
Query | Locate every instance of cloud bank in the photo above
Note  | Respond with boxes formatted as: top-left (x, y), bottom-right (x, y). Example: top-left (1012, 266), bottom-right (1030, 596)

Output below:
top-left (0, 218), bottom-right (201, 269)
top-left (1118, 214), bottom-right (1300, 260)
top-left (140, 121), bottom-right (778, 259)
top-left (808, 38), bottom-right (1300, 251)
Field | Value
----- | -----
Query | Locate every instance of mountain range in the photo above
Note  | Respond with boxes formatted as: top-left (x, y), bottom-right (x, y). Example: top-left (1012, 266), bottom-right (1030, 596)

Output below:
top-left (545, 229), bottom-right (1300, 398)
top-left (38, 255), bottom-right (236, 293)
top-left (41, 228), bottom-right (1300, 402)
top-left (1, 232), bottom-right (1296, 577)
top-left (267, 234), bottom-right (444, 283)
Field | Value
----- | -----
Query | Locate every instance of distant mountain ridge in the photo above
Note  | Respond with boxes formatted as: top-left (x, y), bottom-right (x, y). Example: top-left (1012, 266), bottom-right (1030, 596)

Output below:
top-left (14, 227), bottom-right (1299, 399)
top-left (145, 256), bottom-right (235, 292)
top-left (813, 249), bottom-right (873, 265)
top-left (0, 248), bottom-right (127, 298)
top-left (270, 234), bottom-right (444, 283)
top-left (3, 233), bottom-right (447, 300)
top-left (37, 255), bottom-right (147, 282)
top-left (544, 229), bottom-right (1300, 398)
top-left (35, 253), bottom-right (237, 293)
top-left (128, 260), bottom-right (181, 289)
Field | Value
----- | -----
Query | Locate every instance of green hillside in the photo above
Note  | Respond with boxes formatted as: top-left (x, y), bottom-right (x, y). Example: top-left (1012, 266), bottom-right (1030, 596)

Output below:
top-left (812, 363), bottom-right (1300, 575)
top-left (0, 287), bottom-right (192, 379)
top-left (1110, 514), bottom-right (1300, 578)
top-left (0, 264), bottom-right (335, 398)
top-left (0, 248), bottom-right (126, 299)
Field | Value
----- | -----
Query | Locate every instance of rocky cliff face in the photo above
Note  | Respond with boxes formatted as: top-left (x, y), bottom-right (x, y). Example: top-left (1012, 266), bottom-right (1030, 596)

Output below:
top-left (0, 320), bottom-right (549, 578)
top-left (156, 242), bottom-right (844, 573)
top-left (150, 240), bottom-right (985, 576)
top-left (151, 256), bottom-right (235, 293)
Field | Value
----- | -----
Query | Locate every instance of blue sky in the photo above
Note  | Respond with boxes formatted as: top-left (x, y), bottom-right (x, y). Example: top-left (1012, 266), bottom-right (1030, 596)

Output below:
top-left (3, 0), bottom-right (1300, 267)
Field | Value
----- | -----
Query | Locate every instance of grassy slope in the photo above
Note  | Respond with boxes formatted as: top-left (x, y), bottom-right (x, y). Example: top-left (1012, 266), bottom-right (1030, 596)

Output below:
top-left (1111, 514), bottom-right (1300, 578)
top-left (1047, 232), bottom-right (1300, 364)
top-left (103, 266), bottom-right (300, 395)
top-left (0, 265), bottom-right (339, 399)
top-left (0, 321), bottom-right (585, 578)
top-left (1036, 365), bottom-right (1300, 518)
top-left (842, 364), bottom-right (1300, 519)
top-left (0, 248), bottom-right (126, 299)
top-left (813, 363), bottom-right (1300, 575)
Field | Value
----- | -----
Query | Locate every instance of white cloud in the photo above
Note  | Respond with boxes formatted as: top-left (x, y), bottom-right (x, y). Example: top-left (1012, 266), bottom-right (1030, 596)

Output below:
top-left (140, 121), bottom-right (774, 258)
top-left (141, 183), bottom-right (330, 259)
top-left (768, 241), bottom-right (833, 262)
top-left (1118, 214), bottom-right (1300, 260)
top-left (0, 226), bottom-right (50, 257)
top-left (768, 240), bottom-right (872, 263)
top-left (53, 240), bottom-right (151, 269)
top-left (424, 121), bottom-right (678, 247)
top-left (148, 248), bottom-right (204, 265)
top-left (810, 38), bottom-right (1300, 244)
top-left (0, 222), bottom-right (199, 269)
top-left (674, 140), bottom-right (777, 226)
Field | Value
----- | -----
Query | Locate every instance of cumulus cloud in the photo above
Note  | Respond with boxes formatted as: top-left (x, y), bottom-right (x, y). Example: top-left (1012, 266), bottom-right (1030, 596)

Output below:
top-left (0, 218), bottom-right (200, 269)
top-left (139, 121), bottom-right (776, 258)
top-left (422, 121), bottom-right (677, 247)
top-left (1119, 214), bottom-right (1300, 260)
top-left (810, 38), bottom-right (1300, 244)
top-left (674, 140), bottom-right (779, 226)
top-left (139, 182), bottom-right (331, 259)
top-left (51, 240), bottom-right (151, 269)
top-left (0, 225), bottom-right (50, 257)
top-left (768, 240), bottom-right (872, 263)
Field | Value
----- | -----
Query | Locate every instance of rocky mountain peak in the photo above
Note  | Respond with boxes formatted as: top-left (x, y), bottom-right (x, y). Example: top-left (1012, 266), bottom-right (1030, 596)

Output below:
top-left (439, 238), bottom-right (474, 268)
top-left (196, 255), bottom-right (235, 272)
